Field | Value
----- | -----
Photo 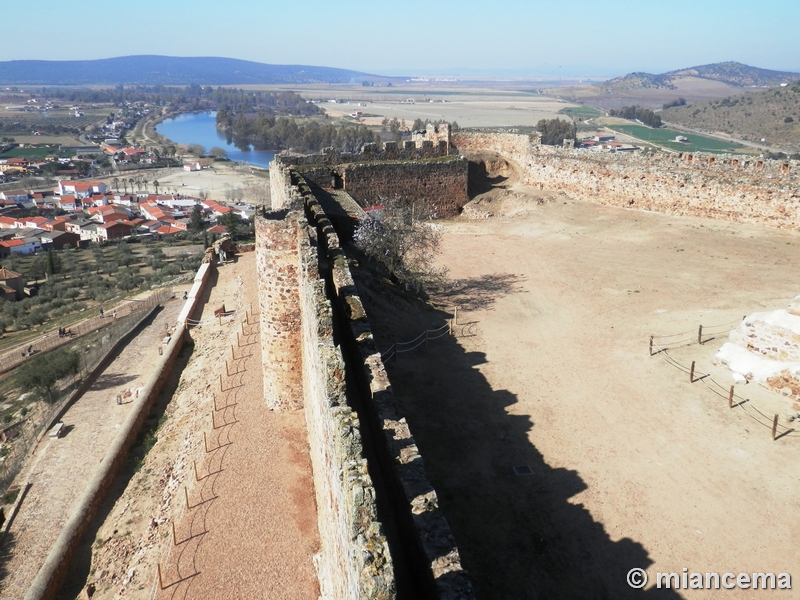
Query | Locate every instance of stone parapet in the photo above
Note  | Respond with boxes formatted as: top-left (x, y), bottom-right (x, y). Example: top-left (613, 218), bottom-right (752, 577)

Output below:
top-left (295, 171), bottom-right (475, 599)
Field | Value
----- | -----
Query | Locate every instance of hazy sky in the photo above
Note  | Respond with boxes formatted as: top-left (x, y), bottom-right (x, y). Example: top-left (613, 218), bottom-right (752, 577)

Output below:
top-left (2, 0), bottom-right (798, 77)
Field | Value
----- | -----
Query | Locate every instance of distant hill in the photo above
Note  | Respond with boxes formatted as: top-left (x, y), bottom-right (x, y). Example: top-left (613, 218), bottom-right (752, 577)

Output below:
top-left (604, 62), bottom-right (800, 91)
top-left (0, 55), bottom-right (388, 86)
top-left (662, 81), bottom-right (800, 150)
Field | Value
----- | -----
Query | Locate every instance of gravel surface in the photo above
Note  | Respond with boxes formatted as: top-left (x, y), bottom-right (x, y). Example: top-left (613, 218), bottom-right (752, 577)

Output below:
top-left (0, 297), bottom-right (185, 600)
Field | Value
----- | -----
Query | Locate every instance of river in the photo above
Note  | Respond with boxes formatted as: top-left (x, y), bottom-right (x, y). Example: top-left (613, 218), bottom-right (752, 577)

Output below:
top-left (156, 111), bottom-right (275, 168)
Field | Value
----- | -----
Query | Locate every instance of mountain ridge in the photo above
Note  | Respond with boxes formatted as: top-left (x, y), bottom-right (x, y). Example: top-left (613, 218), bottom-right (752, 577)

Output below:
top-left (603, 61), bottom-right (800, 90)
top-left (0, 55), bottom-right (388, 86)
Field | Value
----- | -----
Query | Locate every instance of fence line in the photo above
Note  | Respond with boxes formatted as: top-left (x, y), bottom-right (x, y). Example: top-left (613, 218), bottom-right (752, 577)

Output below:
top-left (649, 316), bottom-right (746, 355)
top-left (0, 288), bottom-right (174, 375)
top-left (650, 339), bottom-right (795, 439)
top-left (0, 291), bottom-right (172, 493)
top-left (380, 321), bottom-right (455, 363)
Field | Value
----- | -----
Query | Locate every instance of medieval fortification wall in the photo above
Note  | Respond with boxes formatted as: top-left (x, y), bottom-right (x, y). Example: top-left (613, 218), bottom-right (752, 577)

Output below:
top-left (259, 163), bottom-right (474, 599)
top-left (272, 134), bottom-right (469, 218)
top-left (452, 131), bottom-right (800, 230)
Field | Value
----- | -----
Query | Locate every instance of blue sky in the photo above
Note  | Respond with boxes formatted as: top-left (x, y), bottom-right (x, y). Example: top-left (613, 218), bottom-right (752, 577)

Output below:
top-left (2, 0), bottom-right (798, 77)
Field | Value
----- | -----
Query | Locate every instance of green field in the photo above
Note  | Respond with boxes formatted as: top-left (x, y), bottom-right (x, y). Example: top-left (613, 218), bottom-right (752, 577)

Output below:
top-left (559, 106), bottom-right (604, 118)
top-left (0, 146), bottom-right (61, 159)
top-left (606, 124), bottom-right (745, 153)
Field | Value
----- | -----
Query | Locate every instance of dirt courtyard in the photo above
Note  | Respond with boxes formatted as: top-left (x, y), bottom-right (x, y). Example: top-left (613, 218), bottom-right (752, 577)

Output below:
top-left (363, 192), bottom-right (800, 598)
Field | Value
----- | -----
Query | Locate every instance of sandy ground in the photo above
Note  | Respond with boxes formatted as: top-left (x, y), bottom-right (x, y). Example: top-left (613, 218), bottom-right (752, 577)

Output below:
top-left (154, 164), bottom-right (270, 207)
top-left (63, 252), bottom-right (319, 600)
top-left (358, 189), bottom-right (800, 599)
top-left (0, 297), bottom-right (185, 599)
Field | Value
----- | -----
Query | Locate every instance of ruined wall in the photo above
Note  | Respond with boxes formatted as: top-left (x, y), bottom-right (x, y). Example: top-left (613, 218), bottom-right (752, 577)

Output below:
top-left (256, 215), bottom-right (303, 411)
top-left (257, 169), bottom-right (395, 598)
top-left (299, 174), bottom-right (475, 599)
top-left (283, 157), bottom-right (468, 218)
top-left (340, 159), bottom-right (468, 217)
top-left (452, 131), bottom-right (800, 230)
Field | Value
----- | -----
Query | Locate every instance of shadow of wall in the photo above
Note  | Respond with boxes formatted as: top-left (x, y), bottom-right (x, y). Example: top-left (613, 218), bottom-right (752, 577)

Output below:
top-left (351, 267), bottom-right (684, 600)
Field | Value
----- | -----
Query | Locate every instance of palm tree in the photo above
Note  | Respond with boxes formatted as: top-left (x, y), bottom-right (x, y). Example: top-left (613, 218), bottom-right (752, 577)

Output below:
top-left (112, 177), bottom-right (119, 192)
top-left (122, 179), bottom-right (128, 194)
top-left (153, 180), bottom-right (160, 194)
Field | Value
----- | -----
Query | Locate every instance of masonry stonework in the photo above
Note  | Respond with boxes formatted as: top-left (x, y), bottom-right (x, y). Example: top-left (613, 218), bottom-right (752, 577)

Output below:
top-left (271, 138), bottom-right (469, 218)
top-left (452, 131), bottom-right (800, 230)
top-left (256, 216), bottom-right (303, 411)
top-left (256, 191), bottom-right (395, 597)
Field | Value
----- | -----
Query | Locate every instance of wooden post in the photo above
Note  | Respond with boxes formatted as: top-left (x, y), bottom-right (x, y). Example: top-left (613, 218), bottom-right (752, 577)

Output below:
top-left (689, 361), bottom-right (695, 383)
top-left (218, 314), bottom-right (222, 326)
top-left (193, 460), bottom-right (199, 481)
top-left (449, 319), bottom-right (453, 336)
top-left (728, 386), bottom-right (734, 408)
top-left (698, 325), bottom-right (703, 345)
top-left (649, 335), bottom-right (653, 356)
top-left (772, 414), bottom-right (779, 440)
top-left (219, 373), bottom-right (223, 392)
top-left (231, 344), bottom-right (235, 360)
top-left (453, 306), bottom-right (458, 326)
top-left (157, 564), bottom-right (164, 590)
top-left (184, 486), bottom-right (189, 509)
top-left (172, 520), bottom-right (177, 545)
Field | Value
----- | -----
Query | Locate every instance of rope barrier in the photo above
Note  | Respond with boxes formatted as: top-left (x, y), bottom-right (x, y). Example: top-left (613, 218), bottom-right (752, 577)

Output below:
top-left (701, 317), bottom-right (746, 330)
top-left (379, 317), bottom-right (458, 362)
top-left (650, 340), bottom-right (795, 437)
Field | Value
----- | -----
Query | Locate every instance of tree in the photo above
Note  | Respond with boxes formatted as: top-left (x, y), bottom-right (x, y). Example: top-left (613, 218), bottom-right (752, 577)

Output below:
top-left (353, 197), bottom-right (446, 295)
top-left (217, 212), bottom-right (245, 240)
top-left (189, 204), bottom-right (205, 231)
top-left (16, 348), bottom-right (81, 401)
top-left (188, 143), bottom-right (206, 156)
top-left (153, 180), bottom-right (159, 194)
top-left (209, 146), bottom-right (228, 159)
top-left (536, 118), bottom-right (577, 146)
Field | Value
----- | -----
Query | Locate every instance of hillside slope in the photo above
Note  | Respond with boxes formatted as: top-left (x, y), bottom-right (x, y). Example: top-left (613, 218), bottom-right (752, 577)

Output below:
top-left (662, 82), bottom-right (800, 149)
top-left (0, 55), bottom-right (384, 85)
top-left (604, 61), bottom-right (799, 91)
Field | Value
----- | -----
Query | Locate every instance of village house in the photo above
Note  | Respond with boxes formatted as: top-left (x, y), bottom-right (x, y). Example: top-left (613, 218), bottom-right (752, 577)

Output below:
top-left (58, 180), bottom-right (107, 199)
top-left (0, 268), bottom-right (24, 301)
top-left (0, 238), bottom-right (36, 257)
top-left (39, 230), bottom-right (81, 250)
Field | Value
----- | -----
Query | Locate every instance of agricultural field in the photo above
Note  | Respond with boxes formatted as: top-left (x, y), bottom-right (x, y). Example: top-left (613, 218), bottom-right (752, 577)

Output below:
top-left (0, 145), bottom-right (70, 159)
top-left (605, 123), bottom-right (747, 153)
top-left (559, 106), bottom-right (603, 118)
top-left (0, 109), bottom-right (106, 136)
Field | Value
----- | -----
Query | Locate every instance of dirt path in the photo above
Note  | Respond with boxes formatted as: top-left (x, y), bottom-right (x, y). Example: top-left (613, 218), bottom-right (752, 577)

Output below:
top-left (156, 252), bottom-right (319, 600)
top-left (0, 298), bottom-right (184, 599)
top-left (363, 196), bottom-right (800, 598)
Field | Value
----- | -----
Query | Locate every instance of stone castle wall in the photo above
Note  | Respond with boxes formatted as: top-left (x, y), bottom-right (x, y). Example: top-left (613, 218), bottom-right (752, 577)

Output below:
top-left (256, 200), bottom-right (394, 598)
top-left (339, 159), bottom-right (468, 217)
top-left (296, 172), bottom-right (475, 599)
top-left (271, 135), bottom-right (469, 218)
top-left (255, 216), bottom-right (304, 411)
top-left (452, 131), bottom-right (800, 230)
